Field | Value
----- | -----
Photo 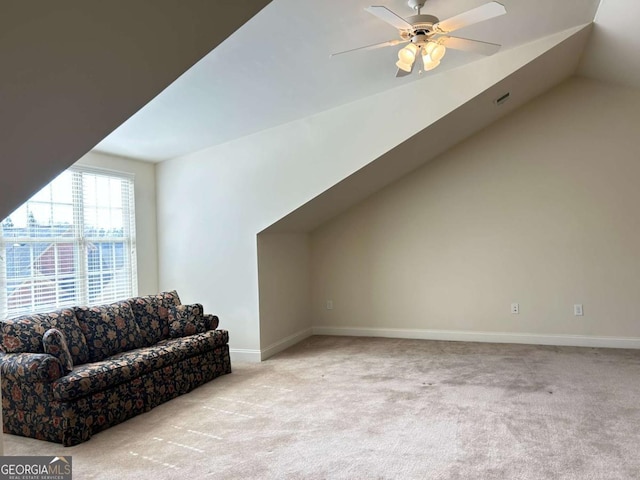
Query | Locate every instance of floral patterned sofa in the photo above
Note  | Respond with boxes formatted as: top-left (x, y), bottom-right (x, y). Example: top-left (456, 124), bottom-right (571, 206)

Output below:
top-left (0, 291), bottom-right (231, 446)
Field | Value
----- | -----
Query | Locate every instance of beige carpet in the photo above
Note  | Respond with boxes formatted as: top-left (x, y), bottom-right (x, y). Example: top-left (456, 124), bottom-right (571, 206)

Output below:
top-left (4, 335), bottom-right (640, 479)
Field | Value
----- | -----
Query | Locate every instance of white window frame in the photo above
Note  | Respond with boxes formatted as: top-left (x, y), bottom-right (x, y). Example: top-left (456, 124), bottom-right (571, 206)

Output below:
top-left (0, 165), bottom-right (138, 318)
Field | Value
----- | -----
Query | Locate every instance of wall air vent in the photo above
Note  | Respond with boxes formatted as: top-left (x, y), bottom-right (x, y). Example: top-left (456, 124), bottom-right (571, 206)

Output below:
top-left (494, 92), bottom-right (510, 106)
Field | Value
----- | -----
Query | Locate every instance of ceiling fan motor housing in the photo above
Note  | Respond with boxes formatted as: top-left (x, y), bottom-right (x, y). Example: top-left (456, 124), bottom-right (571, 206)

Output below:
top-left (406, 14), bottom-right (439, 30)
top-left (401, 14), bottom-right (439, 44)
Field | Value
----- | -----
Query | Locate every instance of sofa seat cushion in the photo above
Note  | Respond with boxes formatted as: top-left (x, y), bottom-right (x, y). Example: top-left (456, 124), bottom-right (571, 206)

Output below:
top-left (128, 290), bottom-right (181, 347)
top-left (74, 301), bottom-right (143, 363)
top-left (1, 309), bottom-right (90, 365)
top-left (52, 329), bottom-right (229, 401)
top-left (52, 347), bottom-right (158, 401)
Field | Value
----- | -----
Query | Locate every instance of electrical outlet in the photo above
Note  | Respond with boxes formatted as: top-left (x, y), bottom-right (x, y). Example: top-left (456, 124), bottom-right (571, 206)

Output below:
top-left (511, 303), bottom-right (519, 314)
top-left (326, 300), bottom-right (334, 310)
top-left (574, 304), bottom-right (583, 316)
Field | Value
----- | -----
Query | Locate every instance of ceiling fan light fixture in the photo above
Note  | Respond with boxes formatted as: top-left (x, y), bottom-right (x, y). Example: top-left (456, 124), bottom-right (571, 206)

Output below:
top-left (424, 41), bottom-right (437, 56)
top-left (335, 2), bottom-right (507, 78)
top-left (430, 44), bottom-right (447, 62)
top-left (422, 56), bottom-right (440, 71)
top-left (396, 43), bottom-right (418, 72)
top-left (398, 43), bottom-right (419, 64)
top-left (421, 43), bottom-right (442, 72)
top-left (396, 59), bottom-right (414, 72)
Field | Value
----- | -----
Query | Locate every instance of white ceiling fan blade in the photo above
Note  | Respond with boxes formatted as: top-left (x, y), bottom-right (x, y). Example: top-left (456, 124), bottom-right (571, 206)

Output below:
top-left (438, 36), bottom-right (501, 55)
top-left (365, 6), bottom-right (413, 31)
top-left (331, 39), bottom-right (407, 57)
top-left (434, 2), bottom-right (506, 34)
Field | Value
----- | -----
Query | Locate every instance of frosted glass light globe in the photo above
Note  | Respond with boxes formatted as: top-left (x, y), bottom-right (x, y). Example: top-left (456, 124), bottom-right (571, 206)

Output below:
top-left (398, 43), bottom-right (418, 64)
top-left (430, 44), bottom-right (446, 62)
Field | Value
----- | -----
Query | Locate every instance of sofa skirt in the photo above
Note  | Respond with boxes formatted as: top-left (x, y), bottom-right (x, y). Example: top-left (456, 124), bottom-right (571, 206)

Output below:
top-left (2, 345), bottom-right (232, 446)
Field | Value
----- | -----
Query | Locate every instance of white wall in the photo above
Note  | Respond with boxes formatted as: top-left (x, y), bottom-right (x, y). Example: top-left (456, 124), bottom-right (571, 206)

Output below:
top-left (310, 77), bottom-right (640, 347)
top-left (76, 151), bottom-right (159, 296)
top-left (156, 30), bottom-right (587, 359)
top-left (257, 233), bottom-right (311, 358)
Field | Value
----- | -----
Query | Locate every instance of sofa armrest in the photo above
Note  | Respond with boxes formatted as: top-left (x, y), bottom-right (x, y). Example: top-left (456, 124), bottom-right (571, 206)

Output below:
top-left (0, 352), bottom-right (64, 383)
top-left (203, 314), bottom-right (219, 331)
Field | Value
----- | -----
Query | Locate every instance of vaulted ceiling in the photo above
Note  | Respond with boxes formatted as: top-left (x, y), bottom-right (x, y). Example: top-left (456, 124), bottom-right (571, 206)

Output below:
top-left (0, 0), bottom-right (271, 220)
top-left (92, 0), bottom-right (630, 162)
top-left (3, 0), bottom-right (639, 222)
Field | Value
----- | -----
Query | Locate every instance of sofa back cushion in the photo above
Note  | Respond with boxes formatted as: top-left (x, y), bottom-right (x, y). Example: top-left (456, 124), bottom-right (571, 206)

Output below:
top-left (128, 290), bottom-right (181, 347)
top-left (0, 309), bottom-right (90, 365)
top-left (0, 314), bottom-right (48, 354)
top-left (74, 301), bottom-right (143, 362)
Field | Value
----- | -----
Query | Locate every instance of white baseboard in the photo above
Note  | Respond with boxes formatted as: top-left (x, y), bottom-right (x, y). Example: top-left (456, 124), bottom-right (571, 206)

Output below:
top-left (229, 348), bottom-right (262, 363)
top-left (234, 326), bottom-right (640, 364)
top-left (311, 326), bottom-right (640, 350)
top-left (260, 328), bottom-right (313, 360)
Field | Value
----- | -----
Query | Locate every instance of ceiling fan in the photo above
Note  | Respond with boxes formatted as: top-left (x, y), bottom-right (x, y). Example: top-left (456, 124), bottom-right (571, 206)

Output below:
top-left (332, 0), bottom-right (506, 77)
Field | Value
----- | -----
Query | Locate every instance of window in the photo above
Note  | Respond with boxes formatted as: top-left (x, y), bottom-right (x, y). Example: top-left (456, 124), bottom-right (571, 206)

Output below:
top-left (0, 166), bottom-right (137, 318)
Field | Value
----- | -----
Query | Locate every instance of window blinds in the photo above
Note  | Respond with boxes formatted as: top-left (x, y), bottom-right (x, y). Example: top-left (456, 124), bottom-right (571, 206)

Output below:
top-left (0, 166), bottom-right (137, 319)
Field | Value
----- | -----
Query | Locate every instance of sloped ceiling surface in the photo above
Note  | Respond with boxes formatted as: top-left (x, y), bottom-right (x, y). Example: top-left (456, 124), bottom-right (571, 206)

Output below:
top-left (264, 27), bottom-right (593, 233)
top-left (0, 0), bottom-right (271, 220)
top-left (96, 0), bottom-right (601, 162)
